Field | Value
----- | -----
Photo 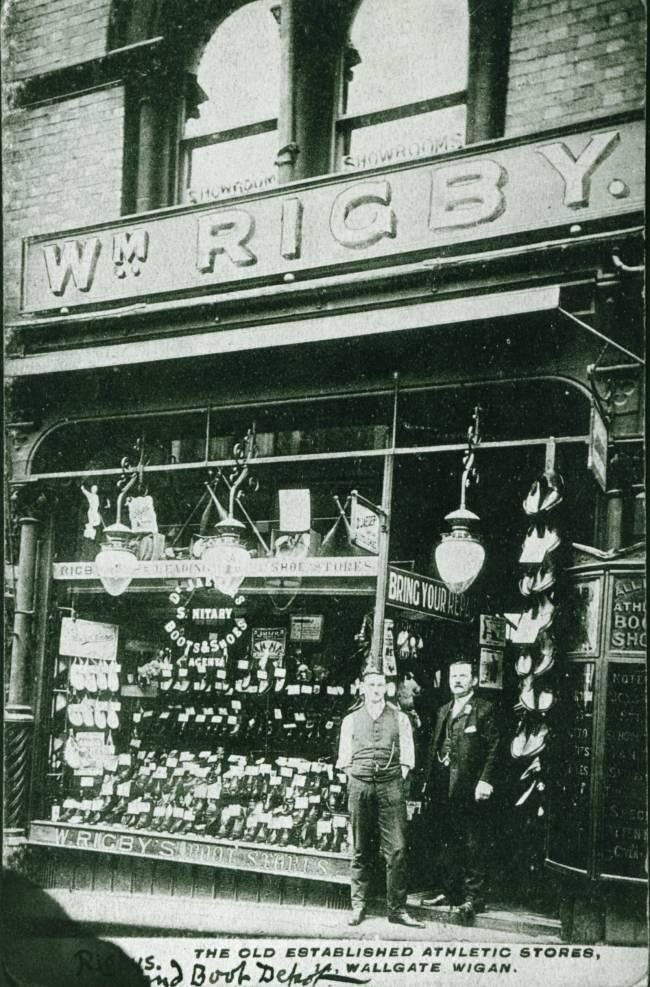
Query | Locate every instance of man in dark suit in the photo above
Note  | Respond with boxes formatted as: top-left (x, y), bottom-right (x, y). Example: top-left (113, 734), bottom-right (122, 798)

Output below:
top-left (421, 659), bottom-right (500, 919)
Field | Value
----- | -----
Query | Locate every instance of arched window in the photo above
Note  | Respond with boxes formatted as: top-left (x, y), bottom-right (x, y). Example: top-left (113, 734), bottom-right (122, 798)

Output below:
top-left (180, 0), bottom-right (281, 205)
top-left (337, 0), bottom-right (469, 172)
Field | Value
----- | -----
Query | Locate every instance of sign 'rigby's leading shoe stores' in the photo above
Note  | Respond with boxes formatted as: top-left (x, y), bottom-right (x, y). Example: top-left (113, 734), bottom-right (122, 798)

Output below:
top-left (21, 121), bottom-right (644, 315)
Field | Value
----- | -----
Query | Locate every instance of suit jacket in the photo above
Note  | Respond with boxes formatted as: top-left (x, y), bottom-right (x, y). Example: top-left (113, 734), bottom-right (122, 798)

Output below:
top-left (422, 694), bottom-right (500, 802)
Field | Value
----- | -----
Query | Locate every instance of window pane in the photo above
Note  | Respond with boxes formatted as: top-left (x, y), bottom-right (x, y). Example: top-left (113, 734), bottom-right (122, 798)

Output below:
top-left (184, 130), bottom-right (278, 204)
top-left (346, 0), bottom-right (469, 116)
top-left (342, 105), bottom-right (466, 171)
top-left (185, 1), bottom-right (281, 138)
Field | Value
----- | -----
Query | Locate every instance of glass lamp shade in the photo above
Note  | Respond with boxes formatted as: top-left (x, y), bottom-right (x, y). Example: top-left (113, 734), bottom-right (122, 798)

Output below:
top-left (95, 524), bottom-right (138, 596)
top-left (434, 508), bottom-right (485, 595)
top-left (202, 518), bottom-right (250, 598)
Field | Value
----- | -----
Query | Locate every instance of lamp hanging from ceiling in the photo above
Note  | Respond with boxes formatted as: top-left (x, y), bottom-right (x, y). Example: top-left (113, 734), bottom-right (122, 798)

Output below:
top-left (434, 406), bottom-right (486, 595)
top-left (94, 443), bottom-right (145, 596)
top-left (197, 426), bottom-right (263, 598)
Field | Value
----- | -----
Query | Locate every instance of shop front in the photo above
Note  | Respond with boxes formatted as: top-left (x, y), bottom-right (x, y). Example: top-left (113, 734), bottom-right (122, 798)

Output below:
top-left (5, 112), bottom-right (645, 942)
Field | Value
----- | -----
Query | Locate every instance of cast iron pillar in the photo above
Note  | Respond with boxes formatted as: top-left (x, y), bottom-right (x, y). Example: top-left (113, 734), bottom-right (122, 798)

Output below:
top-left (4, 515), bottom-right (39, 844)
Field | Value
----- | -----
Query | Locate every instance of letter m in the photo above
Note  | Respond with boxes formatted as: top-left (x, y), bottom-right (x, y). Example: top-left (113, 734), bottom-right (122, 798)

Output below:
top-left (113, 229), bottom-right (149, 277)
top-left (42, 238), bottom-right (102, 296)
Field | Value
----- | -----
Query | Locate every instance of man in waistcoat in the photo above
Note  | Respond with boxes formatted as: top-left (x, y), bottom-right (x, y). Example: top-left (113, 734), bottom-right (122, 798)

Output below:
top-left (337, 668), bottom-right (424, 927)
top-left (421, 659), bottom-right (500, 920)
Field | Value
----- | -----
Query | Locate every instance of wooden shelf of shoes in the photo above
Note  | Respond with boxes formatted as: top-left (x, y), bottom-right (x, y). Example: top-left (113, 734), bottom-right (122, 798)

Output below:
top-left (35, 642), bottom-right (357, 884)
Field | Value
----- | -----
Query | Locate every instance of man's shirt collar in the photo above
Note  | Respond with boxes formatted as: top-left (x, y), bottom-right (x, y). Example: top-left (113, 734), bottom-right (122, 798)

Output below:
top-left (451, 690), bottom-right (474, 718)
top-left (365, 699), bottom-right (386, 720)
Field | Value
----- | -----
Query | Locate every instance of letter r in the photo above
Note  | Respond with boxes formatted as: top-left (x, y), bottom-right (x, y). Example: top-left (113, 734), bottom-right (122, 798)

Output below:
top-left (197, 210), bottom-right (257, 271)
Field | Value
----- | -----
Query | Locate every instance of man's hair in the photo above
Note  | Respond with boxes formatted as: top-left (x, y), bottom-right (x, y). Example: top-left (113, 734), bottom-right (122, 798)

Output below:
top-left (449, 658), bottom-right (476, 673)
top-left (362, 668), bottom-right (386, 680)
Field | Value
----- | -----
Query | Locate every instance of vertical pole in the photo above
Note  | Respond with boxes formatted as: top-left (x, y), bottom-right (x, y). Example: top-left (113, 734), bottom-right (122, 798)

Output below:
top-left (275, 0), bottom-right (299, 183)
top-left (371, 373), bottom-right (399, 667)
top-left (5, 515), bottom-right (39, 842)
top-left (135, 91), bottom-right (159, 213)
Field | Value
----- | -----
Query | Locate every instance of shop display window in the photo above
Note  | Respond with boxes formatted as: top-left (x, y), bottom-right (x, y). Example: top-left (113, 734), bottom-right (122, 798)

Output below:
top-left (46, 591), bottom-right (375, 855)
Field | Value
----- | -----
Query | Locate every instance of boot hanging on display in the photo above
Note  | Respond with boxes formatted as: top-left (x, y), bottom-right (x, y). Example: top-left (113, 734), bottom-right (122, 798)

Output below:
top-left (511, 448), bottom-right (565, 817)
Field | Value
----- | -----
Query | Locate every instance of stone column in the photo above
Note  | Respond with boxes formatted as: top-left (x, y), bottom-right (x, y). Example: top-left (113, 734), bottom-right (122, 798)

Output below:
top-left (4, 515), bottom-right (39, 843)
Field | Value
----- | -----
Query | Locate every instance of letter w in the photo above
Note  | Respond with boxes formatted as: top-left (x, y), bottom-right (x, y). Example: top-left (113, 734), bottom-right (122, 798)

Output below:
top-left (42, 238), bottom-right (102, 295)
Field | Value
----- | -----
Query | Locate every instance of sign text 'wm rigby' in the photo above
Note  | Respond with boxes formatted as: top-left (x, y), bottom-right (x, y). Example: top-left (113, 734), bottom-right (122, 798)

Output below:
top-left (22, 123), bottom-right (643, 312)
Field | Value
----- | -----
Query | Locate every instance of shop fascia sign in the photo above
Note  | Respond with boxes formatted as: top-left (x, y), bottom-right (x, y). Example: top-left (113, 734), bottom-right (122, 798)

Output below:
top-left (28, 821), bottom-right (350, 884)
top-left (52, 556), bottom-right (379, 582)
top-left (386, 565), bottom-right (476, 623)
top-left (21, 120), bottom-right (644, 314)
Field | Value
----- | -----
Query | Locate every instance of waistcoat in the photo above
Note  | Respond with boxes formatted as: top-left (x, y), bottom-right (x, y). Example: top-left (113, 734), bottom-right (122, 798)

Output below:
top-left (349, 705), bottom-right (401, 782)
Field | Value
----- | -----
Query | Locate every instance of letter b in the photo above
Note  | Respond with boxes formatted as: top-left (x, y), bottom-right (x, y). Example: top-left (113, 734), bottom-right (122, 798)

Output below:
top-left (429, 160), bottom-right (506, 230)
top-left (191, 963), bottom-right (206, 986)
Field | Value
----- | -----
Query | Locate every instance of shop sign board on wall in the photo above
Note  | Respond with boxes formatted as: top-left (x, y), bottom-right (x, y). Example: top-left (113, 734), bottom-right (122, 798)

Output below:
top-left (21, 120), bottom-right (644, 314)
top-left (386, 565), bottom-right (476, 622)
top-left (27, 821), bottom-right (351, 883)
top-left (546, 663), bottom-right (596, 874)
top-left (600, 662), bottom-right (647, 881)
top-left (52, 556), bottom-right (379, 582)
top-left (59, 617), bottom-right (119, 661)
top-left (609, 571), bottom-right (646, 653)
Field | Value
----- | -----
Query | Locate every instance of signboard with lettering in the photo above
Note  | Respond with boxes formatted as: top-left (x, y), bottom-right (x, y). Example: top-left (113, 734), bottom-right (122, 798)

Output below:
top-left (289, 615), bottom-right (324, 643)
top-left (349, 493), bottom-right (381, 555)
top-left (609, 571), bottom-right (646, 653)
top-left (386, 566), bottom-right (476, 623)
top-left (22, 120), bottom-right (644, 314)
top-left (59, 617), bottom-right (119, 661)
top-left (52, 556), bottom-right (379, 582)
top-left (565, 576), bottom-right (603, 656)
top-left (546, 663), bottom-right (596, 873)
top-left (250, 628), bottom-right (287, 669)
top-left (599, 663), bottom-right (647, 881)
top-left (588, 402), bottom-right (609, 492)
top-left (27, 821), bottom-right (351, 884)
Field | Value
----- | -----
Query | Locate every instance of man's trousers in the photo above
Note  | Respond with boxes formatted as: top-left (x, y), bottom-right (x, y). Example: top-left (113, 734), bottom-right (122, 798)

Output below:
top-left (431, 789), bottom-right (489, 906)
top-left (347, 775), bottom-right (408, 915)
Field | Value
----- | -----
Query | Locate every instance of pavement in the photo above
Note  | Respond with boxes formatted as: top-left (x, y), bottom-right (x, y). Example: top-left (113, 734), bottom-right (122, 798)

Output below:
top-left (35, 888), bottom-right (561, 942)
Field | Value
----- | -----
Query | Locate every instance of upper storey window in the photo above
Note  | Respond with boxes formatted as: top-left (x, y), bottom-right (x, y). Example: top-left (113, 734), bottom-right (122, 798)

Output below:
top-left (338, 0), bottom-right (469, 172)
top-left (180, 1), bottom-right (281, 204)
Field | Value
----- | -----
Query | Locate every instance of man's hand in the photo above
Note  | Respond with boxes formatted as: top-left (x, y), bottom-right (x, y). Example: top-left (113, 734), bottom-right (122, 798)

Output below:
top-left (474, 780), bottom-right (493, 801)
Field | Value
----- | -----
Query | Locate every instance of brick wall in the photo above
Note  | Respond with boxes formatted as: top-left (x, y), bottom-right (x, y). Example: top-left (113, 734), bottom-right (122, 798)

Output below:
top-left (2, 86), bottom-right (124, 321)
top-left (1, 0), bottom-right (645, 328)
top-left (506, 0), bottom-right (646, 135)
top-left (4, 0), bottom-right (112, 80)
